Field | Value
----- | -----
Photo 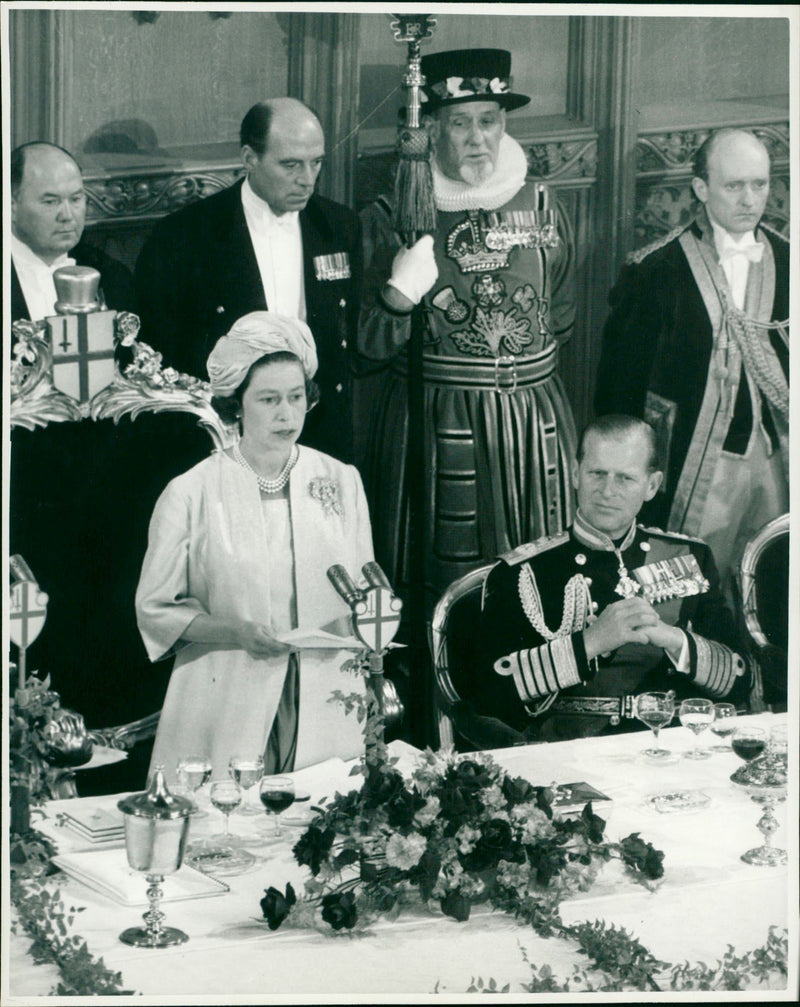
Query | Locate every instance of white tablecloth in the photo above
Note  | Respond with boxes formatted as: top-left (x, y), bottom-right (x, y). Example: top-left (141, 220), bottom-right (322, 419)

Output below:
top-left (6, 713), bottom-right (795, 1001)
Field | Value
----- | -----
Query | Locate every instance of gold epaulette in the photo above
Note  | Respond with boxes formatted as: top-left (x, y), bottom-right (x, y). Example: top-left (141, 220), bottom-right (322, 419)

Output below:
top-left (759, 221), bottom-right (789, 244)
top-left (639, 524), bottom-right (704, 545)
top-left (500, 531), bottom-right (570, 566)
top-left (626, 225), bottom-right (686, 265)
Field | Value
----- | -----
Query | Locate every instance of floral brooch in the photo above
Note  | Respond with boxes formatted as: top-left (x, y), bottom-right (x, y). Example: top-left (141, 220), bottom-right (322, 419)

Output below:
top-left (309, 477), bottom-right (343, 517)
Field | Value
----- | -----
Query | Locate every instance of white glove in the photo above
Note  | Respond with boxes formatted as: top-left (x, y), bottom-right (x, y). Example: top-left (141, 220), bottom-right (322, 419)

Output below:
top-left (386, 234), bottom-right (438, 305)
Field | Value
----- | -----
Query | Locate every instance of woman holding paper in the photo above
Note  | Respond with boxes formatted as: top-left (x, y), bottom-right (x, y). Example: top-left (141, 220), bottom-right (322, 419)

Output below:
top-left (136, 312), bottom-right (373, 782)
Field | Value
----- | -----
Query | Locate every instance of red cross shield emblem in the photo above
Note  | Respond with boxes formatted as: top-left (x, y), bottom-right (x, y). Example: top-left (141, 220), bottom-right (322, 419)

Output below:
top-left (10, 580), bottom-right (49, 648)
top-left (46, 310), bottom-right (117, 403)
top-left (352, 587), bottom-right (402, 653)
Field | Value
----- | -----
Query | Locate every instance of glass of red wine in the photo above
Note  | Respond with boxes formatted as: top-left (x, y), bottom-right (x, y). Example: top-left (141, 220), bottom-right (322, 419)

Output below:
top-left (731, 726), bottom-right (767, 762)
top-left (259, 776), bottom-right (295, 837)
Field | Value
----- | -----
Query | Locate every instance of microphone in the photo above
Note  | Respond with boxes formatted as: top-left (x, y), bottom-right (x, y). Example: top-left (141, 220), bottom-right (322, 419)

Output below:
top-left (361, 561), bottom-right (392, 591)
top-left (327, 565), bottom-right (365, 609)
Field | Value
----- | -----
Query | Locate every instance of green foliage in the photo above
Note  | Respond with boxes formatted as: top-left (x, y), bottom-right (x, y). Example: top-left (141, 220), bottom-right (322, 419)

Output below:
top-left (461, 923), bottom-right (789, 994)
top-left (10, 835), bottom-right (133, 995)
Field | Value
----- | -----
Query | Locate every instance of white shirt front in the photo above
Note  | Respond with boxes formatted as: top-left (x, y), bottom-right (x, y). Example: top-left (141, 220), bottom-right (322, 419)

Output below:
top-left (241, 177), bottom-right (306, 320)
top-left (709, 218), bottom-right (761, 312)
top-left (11, 233), bottom-right (75, 321)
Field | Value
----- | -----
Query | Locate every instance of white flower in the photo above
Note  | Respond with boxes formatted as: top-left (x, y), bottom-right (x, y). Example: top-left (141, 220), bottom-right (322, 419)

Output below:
top-left (413, 796), bottom-right (440, 828)
top-left (512, 803), bottom-right (555, 843)
top-left (385, 832), bottom-right (427, 870)
top-left (482, 784), bottom-right (507, 814)
top-left (455, 824), bottom-right (481, 854)
top-left (489, 77), bottom-right (509, 94)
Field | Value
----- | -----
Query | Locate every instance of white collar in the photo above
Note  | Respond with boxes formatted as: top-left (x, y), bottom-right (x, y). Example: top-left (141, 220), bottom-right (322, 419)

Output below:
top-left (708, 215), bottom-right (758, 253)
top-left (432, 133), bottom-right (529, 212)
top-left (11, 232), bottom-right (74, 272)
top-left (242, 177), bottom-right (300, 230)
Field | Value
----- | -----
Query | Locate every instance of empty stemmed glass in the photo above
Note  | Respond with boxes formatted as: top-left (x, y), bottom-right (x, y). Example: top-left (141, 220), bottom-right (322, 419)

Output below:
top-left (634, 691), bottom-right (675, 760)
top-left (229, 755), bottom-right (264, 816)
top-left (176, 754), bottom-right (212, 817)
top-left (709, 702), bottom-right (737, 751)
top-left (678, 698), bottom-right (715, 759)
top-left (259, 776), bottom-right (295, 838)
top-left (208, 780), bottom-right (242, 845)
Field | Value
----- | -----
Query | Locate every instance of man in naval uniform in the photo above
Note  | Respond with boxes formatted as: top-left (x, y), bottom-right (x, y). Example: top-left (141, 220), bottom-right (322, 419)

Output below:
top-left (135, 98), bottom-right (362, 461)
top-left (357, 48), bottom-right (577, 610)
top-left (595, 128), bottom-right (788, 596)
top-left (476, 416), bottom-right (747, 743)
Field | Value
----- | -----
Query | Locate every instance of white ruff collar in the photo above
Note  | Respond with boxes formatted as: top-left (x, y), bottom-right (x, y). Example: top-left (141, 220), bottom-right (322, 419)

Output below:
top-left (432, 134), bottom-right (529, 212)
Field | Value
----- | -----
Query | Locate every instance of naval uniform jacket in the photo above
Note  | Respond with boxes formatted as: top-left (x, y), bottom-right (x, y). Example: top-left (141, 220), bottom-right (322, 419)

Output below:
top-left (134, 181), bottom-right (363, 461)
top-left (595, 214), bottom-right (789, 530)
top-left (477, 523), bottom-right (747, 738)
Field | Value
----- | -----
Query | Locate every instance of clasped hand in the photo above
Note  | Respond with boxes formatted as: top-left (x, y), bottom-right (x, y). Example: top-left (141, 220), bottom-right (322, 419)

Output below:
top-left (583, 597), bottom-right (683, 661)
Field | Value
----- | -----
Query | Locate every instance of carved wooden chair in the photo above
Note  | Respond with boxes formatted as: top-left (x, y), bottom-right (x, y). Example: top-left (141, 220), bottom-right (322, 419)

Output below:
top-left (738, 513), bottom-right (789, 713)
top-left (429, 564), bottom-right (526, 752)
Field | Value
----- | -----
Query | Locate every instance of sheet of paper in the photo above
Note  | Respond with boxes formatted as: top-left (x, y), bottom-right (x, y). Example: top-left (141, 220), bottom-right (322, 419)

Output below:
top-left (275, 628), bottom-right (363, 650)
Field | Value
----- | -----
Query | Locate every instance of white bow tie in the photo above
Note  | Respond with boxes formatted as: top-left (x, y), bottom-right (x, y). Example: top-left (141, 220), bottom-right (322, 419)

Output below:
top-left (719, 241), bottom-right (763, 264)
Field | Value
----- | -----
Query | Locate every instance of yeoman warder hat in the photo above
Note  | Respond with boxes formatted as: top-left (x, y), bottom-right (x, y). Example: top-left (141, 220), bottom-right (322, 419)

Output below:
top-left (420, 48), bottom-right (530, 113)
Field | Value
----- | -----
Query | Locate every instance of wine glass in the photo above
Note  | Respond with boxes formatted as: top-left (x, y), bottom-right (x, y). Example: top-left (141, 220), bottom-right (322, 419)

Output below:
top-left (176, 754), bottom-right (212, 818)
top-left (678, 698), bottom-right (715, 760)
top-left (229, 755), bottom-right (264, 816)
top-left (259, 776), bottom-right (295, 837)
top-left (208, 780), bottom-right (242, 845)
top-left (709, 702), bottom-right (737, 751)
top-left (634, 691), bottom-right (675, 759)
top-left (731, 726), bottom-right (767, 762)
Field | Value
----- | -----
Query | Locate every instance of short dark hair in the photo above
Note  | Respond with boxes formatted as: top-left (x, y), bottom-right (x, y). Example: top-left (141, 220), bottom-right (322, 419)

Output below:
top-left (692, 128), bottom-right (768, 183)
top-left (240, 102), bottom-right (273, 155)
top-left (11, 141), bottom-right (80, 194)
top-left (211, 350), bottom-right (320, 427)
top-left (578, 415), bottom-right (660, 472)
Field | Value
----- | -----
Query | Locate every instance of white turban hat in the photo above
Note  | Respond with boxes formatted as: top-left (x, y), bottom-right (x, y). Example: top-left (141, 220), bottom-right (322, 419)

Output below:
top-left (207, 311), bottom-right (318, 396)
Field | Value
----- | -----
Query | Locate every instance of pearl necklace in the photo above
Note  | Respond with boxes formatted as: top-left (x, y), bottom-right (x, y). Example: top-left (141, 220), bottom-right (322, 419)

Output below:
top-left (232, 443), bottom-right (298, 494)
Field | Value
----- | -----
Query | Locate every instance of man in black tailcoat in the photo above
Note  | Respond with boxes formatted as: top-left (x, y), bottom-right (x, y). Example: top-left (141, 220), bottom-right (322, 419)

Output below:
top-left (476, 416), bottom-right (748, 743)
top-left (595, 129), bottom-right (788, 596)
top-left (134, 98), bottom-right (362, 461)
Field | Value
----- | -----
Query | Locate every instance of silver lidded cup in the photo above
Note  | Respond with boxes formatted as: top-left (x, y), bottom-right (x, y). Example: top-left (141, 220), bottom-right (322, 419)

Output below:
top-left (117, 766), bottom-right (194, 947)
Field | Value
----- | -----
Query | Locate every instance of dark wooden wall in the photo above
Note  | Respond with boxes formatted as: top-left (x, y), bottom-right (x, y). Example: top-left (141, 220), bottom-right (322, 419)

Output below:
top-left (10, 11), bottom-right (790, 432)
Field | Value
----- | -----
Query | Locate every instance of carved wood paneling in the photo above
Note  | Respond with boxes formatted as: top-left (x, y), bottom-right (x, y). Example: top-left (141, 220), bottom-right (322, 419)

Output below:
top-left (634, 120), bottom-right (790, 246)
top-left (83, 166), bottom-right (246, 225)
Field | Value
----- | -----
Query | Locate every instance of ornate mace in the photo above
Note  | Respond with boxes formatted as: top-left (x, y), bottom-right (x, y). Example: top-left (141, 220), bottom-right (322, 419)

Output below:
top-left (389, 13), bottom-right (437, 747)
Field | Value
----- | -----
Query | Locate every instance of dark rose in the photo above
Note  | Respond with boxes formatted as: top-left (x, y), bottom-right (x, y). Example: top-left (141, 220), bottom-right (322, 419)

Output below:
top-left (440, 890), bottom-right (471, 922)
top-left (363, 768), bottom-right (406, 809)
top-left (619, 833), bottom-right (665, 881)
top-left (293, 825), bottom-right (335, 876)
top-left (321, 890), bottom-right (358, 930)
top-left (449, 760), bottom-right (493, 790)
top-left (438, 762), bottom-right (492, 826)
top-left (501, 774), bottom-right (538, 807)
top-left (461, 818), bottom-right (515, 871)
top-left (260, 883), bottom-right (296, 931)
top-left (386, 788), bottom-right (426, 830)
top-left (527, 842), bottom-right (567, 886)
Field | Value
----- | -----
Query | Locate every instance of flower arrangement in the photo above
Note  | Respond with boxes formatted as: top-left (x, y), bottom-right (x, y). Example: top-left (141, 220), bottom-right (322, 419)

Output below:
top-left (259, 746), bottom-right (664, 936)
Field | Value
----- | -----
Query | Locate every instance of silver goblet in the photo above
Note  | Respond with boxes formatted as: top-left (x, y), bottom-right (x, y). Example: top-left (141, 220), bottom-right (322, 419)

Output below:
top-left (731, 752), bottom-right (788, 867)
top-left (117, 766), bottom-right (194, 947)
